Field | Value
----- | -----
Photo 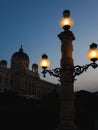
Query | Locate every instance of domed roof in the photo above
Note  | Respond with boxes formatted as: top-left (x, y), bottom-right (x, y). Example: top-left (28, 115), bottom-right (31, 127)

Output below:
top-left (11, 46), bottom-right (29, 62)
top-left (0, 59), bottom-right (7, 68)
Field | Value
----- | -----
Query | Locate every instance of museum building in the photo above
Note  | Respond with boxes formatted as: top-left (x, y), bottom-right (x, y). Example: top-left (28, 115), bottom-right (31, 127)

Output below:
top-left (0, 46), bottom-right (58, 99)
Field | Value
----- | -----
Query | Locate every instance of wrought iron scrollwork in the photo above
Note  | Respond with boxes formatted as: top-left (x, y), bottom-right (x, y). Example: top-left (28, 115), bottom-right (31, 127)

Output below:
top-left (41, 68), bottom-right (61, 78)
top-left (73, 62), bottom-right (98, 79)
top-left (41, 62), bottom-right (98, 81)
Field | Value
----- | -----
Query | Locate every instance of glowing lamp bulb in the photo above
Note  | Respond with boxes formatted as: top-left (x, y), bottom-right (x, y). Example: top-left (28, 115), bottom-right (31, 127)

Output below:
top-left (59, 17), bottom-right (74, 29)
top-left (59, 10), bottom-right (74, 29)
top-left (87, 43), bottom-right (98, 62)
top-left (39, 54), bottom-right (50, 69)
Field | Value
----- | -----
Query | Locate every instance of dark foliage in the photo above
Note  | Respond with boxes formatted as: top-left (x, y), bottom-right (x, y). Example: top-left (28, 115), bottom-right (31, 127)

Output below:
top-left (75, 90), bottom-right (98, 130)
top-left (0, 90), bottom-right (60, 130)
top-left (0, 89), bottom-right (98, 130)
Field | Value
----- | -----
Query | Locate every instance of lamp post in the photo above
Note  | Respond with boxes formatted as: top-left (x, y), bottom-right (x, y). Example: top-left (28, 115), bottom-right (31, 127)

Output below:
top-left (39, 10), bottom-right (98, 130)
top-left (56, 10), bottom-right (77, 130)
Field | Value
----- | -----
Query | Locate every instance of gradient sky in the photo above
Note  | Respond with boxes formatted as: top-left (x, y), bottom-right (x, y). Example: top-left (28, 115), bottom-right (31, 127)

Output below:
top-left (0, 0), bottom-right (98, 92)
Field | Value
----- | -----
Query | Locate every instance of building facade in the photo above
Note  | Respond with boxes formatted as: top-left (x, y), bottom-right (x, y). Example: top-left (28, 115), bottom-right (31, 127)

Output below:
top-left (0, 46), bottom-right (58, 99)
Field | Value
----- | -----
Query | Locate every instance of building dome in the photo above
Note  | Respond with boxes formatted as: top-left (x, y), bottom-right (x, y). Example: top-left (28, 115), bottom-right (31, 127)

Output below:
top-left (0, 60), bottom-right (7, 68)
top-left (11, 46), bottom-right (30, 71)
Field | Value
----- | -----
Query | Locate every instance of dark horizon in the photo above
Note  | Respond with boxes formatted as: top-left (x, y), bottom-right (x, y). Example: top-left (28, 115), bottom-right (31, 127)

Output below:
top-left (0, 88), bottom-right (98, 130)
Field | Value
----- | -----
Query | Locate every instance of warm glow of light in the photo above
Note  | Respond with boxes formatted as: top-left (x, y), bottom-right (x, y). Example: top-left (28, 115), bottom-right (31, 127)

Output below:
top-left (87, 48), bottom-right (98, 60)
top-left (39, 58), bottom-right (50, 68)
top-left (59, 17), bottom-right (74, 28)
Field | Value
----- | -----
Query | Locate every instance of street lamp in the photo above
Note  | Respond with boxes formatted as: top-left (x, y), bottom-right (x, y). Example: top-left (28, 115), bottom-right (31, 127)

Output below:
top-left (39, 43), bottom-right (98, 80)
top-left (39, 10), bottom-right (98, 130)
top-left (39, 53), bottom-right (61, 78)
top-left (39, 54), bottom-right (50, 70)
top-left (59, 10), bottom-right (74, 30)
top-left (73, 42), bottom-right (98, 79)
top-left (87, 43), bottom-right (98, 62)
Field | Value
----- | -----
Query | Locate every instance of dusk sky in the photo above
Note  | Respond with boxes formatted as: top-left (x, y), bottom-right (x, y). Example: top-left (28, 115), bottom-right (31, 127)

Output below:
top-left (0, 0), bottom-right (98, 92)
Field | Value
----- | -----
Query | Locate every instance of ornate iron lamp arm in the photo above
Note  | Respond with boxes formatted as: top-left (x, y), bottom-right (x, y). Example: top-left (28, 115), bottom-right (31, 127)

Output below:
top-left (41, 68), bottom-right (61, 78)
top-left (41, 62), bottom-right (98, 81)
top-left (73, 62), bottom-right (98, 79)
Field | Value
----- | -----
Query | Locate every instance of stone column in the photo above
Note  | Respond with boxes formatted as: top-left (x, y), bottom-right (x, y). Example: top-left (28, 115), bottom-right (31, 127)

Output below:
top-left (56, 28), bottom-right (77, 130)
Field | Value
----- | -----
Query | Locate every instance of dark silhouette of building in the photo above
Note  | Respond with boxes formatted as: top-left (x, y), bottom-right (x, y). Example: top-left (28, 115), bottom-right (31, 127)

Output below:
top-left (0, 46), bottom-right (58, 99)
top-left (0, 47), bottom-right (98, 130)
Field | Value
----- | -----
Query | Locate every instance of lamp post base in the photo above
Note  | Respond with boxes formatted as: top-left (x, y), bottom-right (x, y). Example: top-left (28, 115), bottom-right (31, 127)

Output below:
top-left (55, 81), bottom-right (78, 130)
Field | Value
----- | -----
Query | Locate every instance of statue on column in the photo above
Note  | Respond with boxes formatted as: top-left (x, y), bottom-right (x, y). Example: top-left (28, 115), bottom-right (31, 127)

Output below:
top-left (58, 29), bottom-right (75, 69)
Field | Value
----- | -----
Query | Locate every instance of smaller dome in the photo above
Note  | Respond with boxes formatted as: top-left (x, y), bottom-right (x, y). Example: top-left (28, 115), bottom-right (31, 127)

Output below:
top-left (32, 63), bottom-right (38, 73)
top-left (0, 60), bottom-right (7, 68)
